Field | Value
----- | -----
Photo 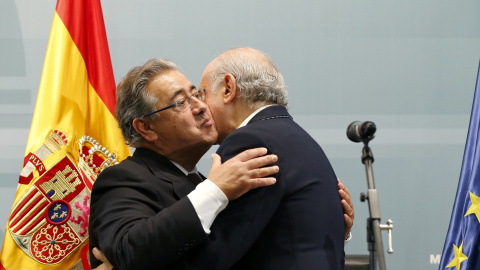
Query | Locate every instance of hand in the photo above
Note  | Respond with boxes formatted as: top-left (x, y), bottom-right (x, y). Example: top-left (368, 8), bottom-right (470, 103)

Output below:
top-left (91, 247), bottom-right (113, 270)
top-left (338, 178), bottom-right (354, 240)
top-left (208, 147), bottom-right (279, 201)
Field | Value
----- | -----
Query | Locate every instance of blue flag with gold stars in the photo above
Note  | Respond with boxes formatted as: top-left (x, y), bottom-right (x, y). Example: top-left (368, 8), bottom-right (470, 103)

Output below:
top-left (439, 63), bottom-right (480, 270)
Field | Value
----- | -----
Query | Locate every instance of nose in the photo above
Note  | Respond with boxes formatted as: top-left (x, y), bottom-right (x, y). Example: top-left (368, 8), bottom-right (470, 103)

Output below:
top-left (190, 96), bottom-right (207, 115)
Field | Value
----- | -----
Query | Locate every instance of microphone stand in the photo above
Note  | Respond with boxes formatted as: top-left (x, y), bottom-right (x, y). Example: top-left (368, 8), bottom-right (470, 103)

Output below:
top-left (360, 144), bottom-right (386, 270)
top-left (347, 121), bottom-right (394, 270)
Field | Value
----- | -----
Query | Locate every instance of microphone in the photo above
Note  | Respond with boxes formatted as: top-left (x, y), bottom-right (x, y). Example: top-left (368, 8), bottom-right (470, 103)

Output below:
top-left (347, 121), bottom-right (376, 143)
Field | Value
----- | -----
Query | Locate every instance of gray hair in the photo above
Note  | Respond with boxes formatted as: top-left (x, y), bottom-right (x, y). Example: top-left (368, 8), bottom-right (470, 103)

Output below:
top-left (208, 47), bottom-right (288, 108)
top-left (115, 58), bottom-right (178, 147)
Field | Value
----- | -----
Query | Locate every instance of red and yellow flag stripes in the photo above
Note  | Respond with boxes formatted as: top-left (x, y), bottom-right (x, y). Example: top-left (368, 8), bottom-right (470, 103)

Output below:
top-left (0, 0), bottom-right (131, 269)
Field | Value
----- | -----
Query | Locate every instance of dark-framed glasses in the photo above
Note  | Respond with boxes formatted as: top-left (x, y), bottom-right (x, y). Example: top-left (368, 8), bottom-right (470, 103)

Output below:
top-left (139, 89), bottom-right (206, 118)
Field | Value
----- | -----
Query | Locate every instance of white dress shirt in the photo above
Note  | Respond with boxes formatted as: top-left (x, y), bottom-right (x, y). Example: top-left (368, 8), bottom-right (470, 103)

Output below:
top-left (170, 160), bottom-right (228, 234)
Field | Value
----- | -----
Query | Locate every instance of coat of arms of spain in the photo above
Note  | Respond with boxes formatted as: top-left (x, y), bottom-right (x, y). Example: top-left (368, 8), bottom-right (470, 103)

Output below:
top-left (8, 130), bottom-right (118, 265)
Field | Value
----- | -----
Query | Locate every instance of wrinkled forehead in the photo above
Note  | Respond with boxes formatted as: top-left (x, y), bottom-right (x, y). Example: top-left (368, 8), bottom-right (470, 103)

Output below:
top-left (149, 70), bottom-right (196, 101)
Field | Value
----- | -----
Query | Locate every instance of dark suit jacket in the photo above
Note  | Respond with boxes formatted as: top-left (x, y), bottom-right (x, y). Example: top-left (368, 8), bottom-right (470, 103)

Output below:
top-left (89, 148), bottom-right (208, 270)
top-left (187, 105), bottom-right (345, 270)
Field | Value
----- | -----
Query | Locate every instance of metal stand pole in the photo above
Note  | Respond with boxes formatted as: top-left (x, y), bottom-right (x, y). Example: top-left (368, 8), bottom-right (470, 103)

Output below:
top-left (361, 145), bottom-right (387, 270)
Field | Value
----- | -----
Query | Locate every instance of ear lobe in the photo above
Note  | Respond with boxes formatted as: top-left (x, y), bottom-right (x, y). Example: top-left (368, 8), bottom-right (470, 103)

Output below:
top-left (223, 73), bottom-right (236, 104)
top-left (133, 118), bottom-right (158, 142)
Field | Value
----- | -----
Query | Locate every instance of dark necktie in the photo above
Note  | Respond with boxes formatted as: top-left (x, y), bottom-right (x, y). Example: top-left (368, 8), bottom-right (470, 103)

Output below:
top-left (187, 173), bottom-right (203, 186)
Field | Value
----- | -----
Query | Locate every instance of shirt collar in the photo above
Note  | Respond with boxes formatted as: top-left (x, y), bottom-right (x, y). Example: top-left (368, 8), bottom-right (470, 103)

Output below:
top-left (169, 160), bottom-right (198, 176)
top-left (238, 105), bottom-right (275, 129)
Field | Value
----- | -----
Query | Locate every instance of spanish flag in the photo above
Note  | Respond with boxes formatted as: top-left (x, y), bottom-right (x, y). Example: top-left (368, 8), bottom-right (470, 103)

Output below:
top-left (0, 0), bottom-right (131, 269)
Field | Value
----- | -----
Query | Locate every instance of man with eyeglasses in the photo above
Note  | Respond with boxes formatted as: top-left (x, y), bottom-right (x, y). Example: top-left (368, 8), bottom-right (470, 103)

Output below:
top-left (89, 56), bottom-right (354, 270)
top-left (89, 59), bottom-right (281, 269)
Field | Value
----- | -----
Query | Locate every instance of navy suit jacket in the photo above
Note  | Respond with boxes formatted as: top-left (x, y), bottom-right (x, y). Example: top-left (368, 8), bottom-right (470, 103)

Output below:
top-left (187, 105), bottom-right (345, 270)
top-left (89, 148), bottom-right (208, 270)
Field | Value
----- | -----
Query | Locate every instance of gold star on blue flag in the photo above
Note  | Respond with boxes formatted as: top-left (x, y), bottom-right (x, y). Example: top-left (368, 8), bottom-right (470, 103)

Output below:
top-left (445, 241), bottom-right (468, 270)
top-left (464, 192), bottom-right (480, 222)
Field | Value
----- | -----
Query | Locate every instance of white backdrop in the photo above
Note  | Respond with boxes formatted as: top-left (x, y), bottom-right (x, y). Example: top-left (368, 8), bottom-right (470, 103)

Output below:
top-left (1, 1), bottom-right (480, 269)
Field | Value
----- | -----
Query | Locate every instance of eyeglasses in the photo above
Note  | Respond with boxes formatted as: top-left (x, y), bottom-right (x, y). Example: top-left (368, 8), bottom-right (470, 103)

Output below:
top-left (140, 89), bottom-right (206, 118)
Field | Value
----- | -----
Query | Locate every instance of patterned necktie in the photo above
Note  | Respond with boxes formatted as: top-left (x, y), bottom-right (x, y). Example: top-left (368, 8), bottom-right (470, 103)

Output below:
top-left (187, 173), bottom-right (203, 186)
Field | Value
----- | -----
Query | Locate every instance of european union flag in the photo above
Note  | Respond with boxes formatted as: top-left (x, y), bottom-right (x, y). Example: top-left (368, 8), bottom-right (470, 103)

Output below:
top-left (439, 63), bottom-right (480, 270)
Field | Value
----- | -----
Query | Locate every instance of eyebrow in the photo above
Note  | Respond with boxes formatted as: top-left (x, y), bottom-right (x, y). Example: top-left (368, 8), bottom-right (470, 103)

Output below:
top-left (168, 85), bottom-right (197, 103)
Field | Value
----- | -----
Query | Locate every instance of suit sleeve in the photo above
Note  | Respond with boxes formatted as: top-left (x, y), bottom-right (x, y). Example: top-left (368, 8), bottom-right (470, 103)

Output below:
top-left (89, 166), bottom-right (208, 270)
top-left (186, 130), bottom-right (284, 269)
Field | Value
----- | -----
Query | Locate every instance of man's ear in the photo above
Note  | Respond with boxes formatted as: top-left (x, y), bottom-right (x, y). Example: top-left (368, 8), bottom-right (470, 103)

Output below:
top-left (223, 73), bottom-right (237, 105)
top-left (132, 118), bottom-right (158, 143)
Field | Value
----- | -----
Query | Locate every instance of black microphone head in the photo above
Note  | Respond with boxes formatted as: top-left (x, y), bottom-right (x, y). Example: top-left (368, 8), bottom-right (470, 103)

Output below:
top-left (347, 121), bottom-right (363, 143)
top-left (362, 122), bottom-right (376, 138)
top-left (346, 121), bottom-right (376, 143)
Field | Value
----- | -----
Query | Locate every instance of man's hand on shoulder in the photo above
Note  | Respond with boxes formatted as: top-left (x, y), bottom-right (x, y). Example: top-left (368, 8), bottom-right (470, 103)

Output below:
top-left (338, 178), bottom-right (354, 240)
top-left (208, 147), bottom-right (279, 201)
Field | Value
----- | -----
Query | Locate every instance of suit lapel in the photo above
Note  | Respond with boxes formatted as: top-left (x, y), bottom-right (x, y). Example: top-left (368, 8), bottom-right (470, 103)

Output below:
top-left (133, 148), bottom-right (196, 199)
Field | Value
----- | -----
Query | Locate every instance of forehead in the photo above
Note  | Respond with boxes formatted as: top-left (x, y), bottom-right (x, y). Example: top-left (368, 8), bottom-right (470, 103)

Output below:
top-left (147, 70), bottom-right (195, 100)
top-left (199, 63), bottom-right (215, 87)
